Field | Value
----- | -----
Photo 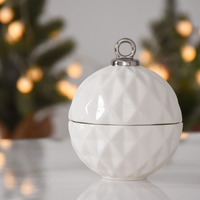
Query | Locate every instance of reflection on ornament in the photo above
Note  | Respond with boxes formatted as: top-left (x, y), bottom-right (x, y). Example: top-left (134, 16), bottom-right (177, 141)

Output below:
top-left (148, 63), bottom-right (169, 81)
top-left (67, 63), bottom-right (82, 79)
top-left (20, 179), bottom-right (34, 196)
top-left (0, 139), bottom-right (12, 150)
top-left (26, 66), bottom-right (43, 82)
top-left (139, 49), bottom-right (152, 65)
top-left (16, 77), bottom-right (33, 94)
top-left (4, 171), bottom-right (15, 189)
top-left (56, 80), bottom-right (77, 100)
top-left (0, 0), bottom-right (6, 5)
top-left (0, 7), bottom-right (14, 24)
top-left (8, 21), bottom-right (25, 41)
top-left (180, 132), bottom-right (189, 140)
top-left (196, 69), bottom-right (200, 85)
top-left (176, 20), bottom-right (192, 37)
top-left (181, 45), bottom-right (196, 62)
top-left (0, 152), bottom-right (5, 169)
top-left (48, 30), bottom-right (59, 39)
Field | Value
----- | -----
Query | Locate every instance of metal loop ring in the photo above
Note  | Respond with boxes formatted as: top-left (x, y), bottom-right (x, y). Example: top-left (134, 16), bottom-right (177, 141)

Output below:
top-left (115, 38), bottom-right (136, 58)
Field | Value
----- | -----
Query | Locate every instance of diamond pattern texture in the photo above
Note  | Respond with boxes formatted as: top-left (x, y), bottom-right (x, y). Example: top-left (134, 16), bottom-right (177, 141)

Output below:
top-left (69, 65), bottom-right (182, 125)
top-left (77, 179), bottom-right (170, 200)
top-left (69, 121), bottom-right (182, 180)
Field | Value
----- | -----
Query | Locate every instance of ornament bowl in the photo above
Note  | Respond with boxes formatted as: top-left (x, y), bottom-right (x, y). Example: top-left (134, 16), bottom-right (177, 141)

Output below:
top-left (69, 121), bottom-right (182, 181)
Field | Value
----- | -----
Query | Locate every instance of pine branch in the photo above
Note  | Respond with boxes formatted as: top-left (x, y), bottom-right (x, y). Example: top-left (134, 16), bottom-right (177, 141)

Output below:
top-left (34, 19), bottom-right (64, 46)
top-left (34, 40), bottom-right (75, 67)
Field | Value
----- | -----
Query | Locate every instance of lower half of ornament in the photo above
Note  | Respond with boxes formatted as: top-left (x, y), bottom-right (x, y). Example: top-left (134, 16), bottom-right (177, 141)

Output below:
top-left (68, 121), bottom-right (182, 181)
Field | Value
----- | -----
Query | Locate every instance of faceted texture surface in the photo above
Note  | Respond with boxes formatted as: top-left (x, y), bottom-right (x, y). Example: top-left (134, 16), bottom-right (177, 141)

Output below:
top-left (69, 121), bottom-right (182, 180)
top-left (69, 65), bottom-right (182, 125)
top-left (77, 179), bottom-right (170, 200)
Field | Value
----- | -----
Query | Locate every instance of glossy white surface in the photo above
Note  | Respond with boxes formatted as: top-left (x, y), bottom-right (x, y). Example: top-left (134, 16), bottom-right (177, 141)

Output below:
top-left (69, 65), bottom-right (182, 125)
top-left (69, 121), bottom-right (182, 180)
top-left (0, 134), bottom-right (200, 199)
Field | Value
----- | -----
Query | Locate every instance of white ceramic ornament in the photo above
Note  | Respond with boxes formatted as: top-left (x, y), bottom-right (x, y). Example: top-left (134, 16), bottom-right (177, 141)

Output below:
top-left (69, 38), bottom-right (182, 181)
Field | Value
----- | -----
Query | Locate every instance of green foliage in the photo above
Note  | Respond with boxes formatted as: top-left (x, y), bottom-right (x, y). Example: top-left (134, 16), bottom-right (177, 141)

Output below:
top-left (141, 0), bottom-right (200, 131)
top-left (0, 0), bottom-right (75, 133)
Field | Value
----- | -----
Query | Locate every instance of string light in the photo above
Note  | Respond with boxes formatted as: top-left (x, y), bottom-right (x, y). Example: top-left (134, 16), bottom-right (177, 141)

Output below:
top-left (0, 139), bottom-right (12, 150)
top-left (139, 49), bottom-right (152, 65)
top-left (56, 80), bottom-right (77, 100)
top-left (4, 171), bottom-right (15, 189)
top-left (181, 45), bottom-right (196, 62)
top-left (0, 0), bottom-right (6, 5)
top-left (8, 21), bottom-right (25, 42)
top-left (16, 77), bottom-right (33, 94)
top-left (195, 69), bottom-right (200, 85)
top-left (20, 179), bottom-right (34, 196)
top-left (0, 152), bottom-right (5, 169)
top-left (26, 66), bottom-right (43, 82)
top-left (148, 63), bottom-right (169, 81)
top-left (176, 20), bottom-right (192, 37)
top-left (0, 7), bottom-right (14, 24)
top-left (67, 63), bottom-right (82, 79)
top-left (180, 132), bottom-right (189, 140)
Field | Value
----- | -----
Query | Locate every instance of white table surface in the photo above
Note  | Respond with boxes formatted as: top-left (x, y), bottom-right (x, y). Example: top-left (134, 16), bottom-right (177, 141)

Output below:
top-left (0, 133), bottom-right (199, 200)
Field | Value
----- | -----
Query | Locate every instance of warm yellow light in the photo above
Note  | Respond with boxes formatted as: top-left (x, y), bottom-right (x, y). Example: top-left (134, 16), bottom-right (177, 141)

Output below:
top-left (139, 49), bottom-right (152, 65)
top-left (20, 179), bottom-right (34, 196)
top-left (26, 66), bottom-right (43, 82)
top-left (180, 132), bottom-right (189, 140)
top-left (8, 21), bottom-right (25, 41)
top-left (16, 77), bottom-right (33, 94)
top-left (67, 63), bottom-right (82, 79)
top-left (0, 7), bottom-right (14, 24)
top-left (148, 63), bottom-right (169, 81)
top-left (0, 0), bottom-right (6, 5)
top-left (0, 152), bottom-right (5, 169)
top-left (176, 20), bottom-right (192, 37)
top-left (0, 139), bottom-right (12, 150)
top-left (48, 30), bottom-right (59, 39)
top-left (195, 69), bottom-right (200, 85)
top-left (4, 171), bottom-right (15, 189)
top-left (56, 80), bottom-right (77, 100)
top-left (181, 45), bottom-right (196, 62)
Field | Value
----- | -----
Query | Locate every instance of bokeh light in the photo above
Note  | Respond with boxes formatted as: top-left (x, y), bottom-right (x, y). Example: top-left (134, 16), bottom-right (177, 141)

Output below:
top-left (176, 20), bottom-right (192, 37)
top-left (8, 21), bottom-right (25, 41)
top-left (139, 49), bottom-right (152, 65)
top-left (48, 30), bottom-right (59, 39)
top-left (67, 63), bottom-right (82, 79)
top-left (4, 171), bottom-right (15, 189)
top-left (16, 77), bottom-right (33, 94)
top-left (26, 66), bottom-right (43, 82)
top-left (180, 132), bottom-right (189, 140)
top-left (195, 69), bottom-right (200, 85)
top-left (148, 63), bottom-right (169, 80)
top-left (0, 0), bottom-right (6, 5)
top-left (181, 45), bottom-right (196, 62)
top-left (0, 139), bottom-right (12, 150)
top-left (56, 80), bottom-right (77, 100)
top-left (0, 152), bottom-right (5, 169)
top-left (0, 7), bottom-right (14, 24)
top-left (20, 179), bottom-right (34, 196)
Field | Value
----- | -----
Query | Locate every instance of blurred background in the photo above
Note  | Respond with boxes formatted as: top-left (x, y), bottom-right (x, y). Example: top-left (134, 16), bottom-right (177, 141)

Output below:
top-left (0, 0), bottom-right (200, 139)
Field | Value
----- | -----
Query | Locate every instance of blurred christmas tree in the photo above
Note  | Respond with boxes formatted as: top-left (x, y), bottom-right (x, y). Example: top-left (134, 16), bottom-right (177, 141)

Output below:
top-left (0, 0), bottom-right (79, 137)
top-left (140, 0), bottom-right (200, 131)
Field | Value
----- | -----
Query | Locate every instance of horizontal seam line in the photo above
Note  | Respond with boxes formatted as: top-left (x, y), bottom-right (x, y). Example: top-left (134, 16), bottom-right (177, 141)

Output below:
top-left (69, 120), bottom-right (182, 126)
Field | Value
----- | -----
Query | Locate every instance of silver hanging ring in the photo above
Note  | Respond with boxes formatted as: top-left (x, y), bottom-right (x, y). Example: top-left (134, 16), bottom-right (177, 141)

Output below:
top-left (111, 38), bottom-right (139, 66)
top-left (115, 38), bottom-right (136, 59)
